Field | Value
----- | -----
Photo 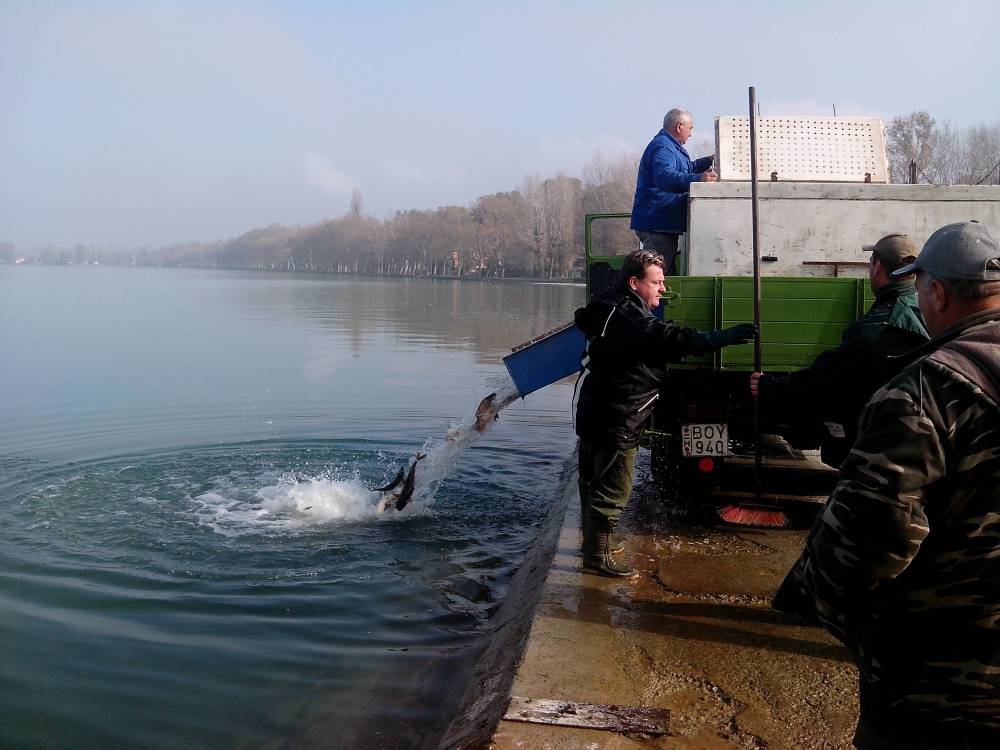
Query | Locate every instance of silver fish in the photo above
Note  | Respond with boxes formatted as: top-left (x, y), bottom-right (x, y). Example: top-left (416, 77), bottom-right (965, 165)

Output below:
top-left (371, 468), bottom-right (405, 493)
top-left (374, 453), bottom-right (427, 513)
top-left (474, 392), bottom-right (499, 433)
top-left (394, 452), bottom-right (427, 511)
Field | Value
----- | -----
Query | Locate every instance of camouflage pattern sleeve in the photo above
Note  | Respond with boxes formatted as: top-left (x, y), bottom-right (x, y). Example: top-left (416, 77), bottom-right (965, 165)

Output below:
top-left (777, 314), bottom-right (1000, 725)
top-left (792, 367), bottom-right (945, 647)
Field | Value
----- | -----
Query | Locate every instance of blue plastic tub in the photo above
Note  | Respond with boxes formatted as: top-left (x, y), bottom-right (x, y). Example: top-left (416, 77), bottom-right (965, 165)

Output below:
top-left (503, 323), bottom-right (586, 398)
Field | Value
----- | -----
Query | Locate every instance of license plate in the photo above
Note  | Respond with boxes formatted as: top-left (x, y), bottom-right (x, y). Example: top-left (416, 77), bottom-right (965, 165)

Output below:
top-left (681, 423), bottom-right (729, 457)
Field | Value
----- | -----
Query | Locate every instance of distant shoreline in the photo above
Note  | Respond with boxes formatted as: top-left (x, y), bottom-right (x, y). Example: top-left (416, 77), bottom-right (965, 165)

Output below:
top-left (4, 262), bottom-right (586, 285)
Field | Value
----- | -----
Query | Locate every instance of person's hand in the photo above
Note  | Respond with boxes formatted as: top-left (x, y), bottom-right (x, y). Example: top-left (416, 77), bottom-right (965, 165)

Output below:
top-left (718, 322), bottom-right (757, 346)
top-left (750, 371), bottom-right (763, 397)
top-left (693, 322), bottom-right (757, 352)
top-left (699, 168), bottom-right (718, 183)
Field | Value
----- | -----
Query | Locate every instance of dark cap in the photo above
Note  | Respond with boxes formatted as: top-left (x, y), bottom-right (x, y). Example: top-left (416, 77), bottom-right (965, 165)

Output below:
top-left (891, 221), bottom-right (1000, 281)
top-left (863, 233), bottom-right (918, 266)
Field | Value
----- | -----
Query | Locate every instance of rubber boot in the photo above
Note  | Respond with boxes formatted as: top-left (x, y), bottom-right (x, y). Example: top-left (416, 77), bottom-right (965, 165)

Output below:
top-left (582, 516), bottom-right (636, 579)
top-left (581, 495), bottom-right (624, 554)
top-left (608, 530), bottom-right (626, 556)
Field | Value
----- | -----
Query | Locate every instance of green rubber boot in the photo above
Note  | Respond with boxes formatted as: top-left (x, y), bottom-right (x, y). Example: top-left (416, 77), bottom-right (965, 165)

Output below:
top-left (581, 495), bottom-right (624, 554)
top-left (608, 521), bottom-right (625, 555)
top-left (582, 516), bottom-right (636, 579)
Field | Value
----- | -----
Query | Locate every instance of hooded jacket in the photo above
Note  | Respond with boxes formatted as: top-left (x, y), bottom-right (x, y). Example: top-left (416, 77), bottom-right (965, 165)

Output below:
top-left (574, 283), bottom-right (711, 448)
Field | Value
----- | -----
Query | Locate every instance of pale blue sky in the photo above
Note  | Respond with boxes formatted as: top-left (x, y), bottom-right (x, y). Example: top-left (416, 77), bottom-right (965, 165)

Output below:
top-left (3, 0), bottom-right (998, 247)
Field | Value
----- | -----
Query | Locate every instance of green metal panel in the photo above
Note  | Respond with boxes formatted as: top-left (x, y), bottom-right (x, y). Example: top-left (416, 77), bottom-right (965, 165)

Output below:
top-left (725, 342), bottom-right (851, 367)
top-left (757, 321), bottom-right (846, 346)
top-left (659, 276), bottom-right (865, 371)
top-left (723, 298), bottom-right (858, 323)
top-left (723, 277), bottom-right (861, 300)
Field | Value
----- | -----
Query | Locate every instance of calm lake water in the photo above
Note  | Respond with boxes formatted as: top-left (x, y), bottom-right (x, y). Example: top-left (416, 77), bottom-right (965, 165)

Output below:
top-left (0, 265), bottom-right (584, 749)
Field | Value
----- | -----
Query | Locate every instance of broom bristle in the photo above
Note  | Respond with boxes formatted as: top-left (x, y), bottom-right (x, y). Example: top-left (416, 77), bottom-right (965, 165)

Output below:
top-left (718, 504), bottom-right (788, 528)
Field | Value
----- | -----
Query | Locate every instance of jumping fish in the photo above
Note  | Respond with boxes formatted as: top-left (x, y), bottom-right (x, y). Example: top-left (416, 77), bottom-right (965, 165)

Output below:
top-left (474, 392), bottom-right (500, 433)
top-left (393, 452), bottom-right (426, 511)
top-left (374, 452), bottom-right (427, 513)
top-left (371, 468), bottom-right (405, 493)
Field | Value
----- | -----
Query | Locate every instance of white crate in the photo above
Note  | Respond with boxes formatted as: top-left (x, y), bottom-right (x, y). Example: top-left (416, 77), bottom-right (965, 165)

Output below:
top-left (715, 116), bottom-right (889, 183)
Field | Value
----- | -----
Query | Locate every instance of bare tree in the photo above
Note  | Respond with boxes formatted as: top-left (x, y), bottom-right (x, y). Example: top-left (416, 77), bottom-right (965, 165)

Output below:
top-left (541, 175), bottom-right (583, 278)
top-left (472, 191), bottom-right (530, 277)
top-left (887, 111), bottom-right (940, 183)
top-left (583, 149), bottom-right (639, 257)
top-left (0, 241), bottom-right (15, 264)
top-left (887, 112), bottom-right (1000, 185)
top-left (954, 124), bottom-right (1000, 185)
top-left (521, 174), bottom-right (548, 276)
top-left (350, 187), bottom-right (364, 217)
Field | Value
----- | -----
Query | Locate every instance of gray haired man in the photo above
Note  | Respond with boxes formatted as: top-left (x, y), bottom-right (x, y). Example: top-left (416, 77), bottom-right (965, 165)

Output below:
top-left (629, 108), bottom-right (717, 274)
top-left (774, 221), bottom-right (1000, 748)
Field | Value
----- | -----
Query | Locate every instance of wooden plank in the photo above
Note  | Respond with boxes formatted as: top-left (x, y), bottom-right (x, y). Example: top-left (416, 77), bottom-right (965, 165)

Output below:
top-left (503, 696), bottom-right (669, 735)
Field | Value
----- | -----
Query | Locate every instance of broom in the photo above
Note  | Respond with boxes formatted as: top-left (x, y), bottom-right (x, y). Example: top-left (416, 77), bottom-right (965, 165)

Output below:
top-left (718, 85), bottom-right (788, 528)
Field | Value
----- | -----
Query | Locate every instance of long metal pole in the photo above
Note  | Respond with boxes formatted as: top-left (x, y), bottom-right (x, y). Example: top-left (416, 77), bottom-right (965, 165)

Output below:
top-left (749, 86), bottom-right (763, 500)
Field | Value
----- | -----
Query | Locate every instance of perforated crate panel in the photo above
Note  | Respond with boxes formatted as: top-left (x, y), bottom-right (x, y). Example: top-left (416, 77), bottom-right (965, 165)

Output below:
top-left (715, 116), bottom-right (889, 183)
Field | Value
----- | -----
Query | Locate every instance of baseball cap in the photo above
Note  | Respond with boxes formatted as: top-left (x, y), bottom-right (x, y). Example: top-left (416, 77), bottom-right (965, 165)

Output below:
top-left (863, 233), bottom-right (918, 265)
top-left (891, 221), bottom-right (1000, 280)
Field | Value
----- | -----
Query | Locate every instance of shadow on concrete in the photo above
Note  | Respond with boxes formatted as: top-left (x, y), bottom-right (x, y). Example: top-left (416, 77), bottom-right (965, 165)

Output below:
top-left (540, 578), bottom-right (851, 664)
top-left (628, 598), bottom-right (851, 663)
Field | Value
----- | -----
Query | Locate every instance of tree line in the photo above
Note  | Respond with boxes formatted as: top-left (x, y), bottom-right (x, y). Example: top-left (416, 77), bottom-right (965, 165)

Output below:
top-left (152, 151), bottom-right (639, 279)
top-left (886, 112), bottom-right (1000, 186)
top-left (5, 112), bottom-right (998, 275)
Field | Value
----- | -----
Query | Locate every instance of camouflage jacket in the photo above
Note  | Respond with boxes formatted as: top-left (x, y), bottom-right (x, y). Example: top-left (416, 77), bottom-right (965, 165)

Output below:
top-left (774, 307), bottom-right (1000, 729)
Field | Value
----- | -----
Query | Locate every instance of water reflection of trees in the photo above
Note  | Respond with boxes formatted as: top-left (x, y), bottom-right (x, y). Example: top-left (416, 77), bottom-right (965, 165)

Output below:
top-left (236, 276), bottom-right (586, 363)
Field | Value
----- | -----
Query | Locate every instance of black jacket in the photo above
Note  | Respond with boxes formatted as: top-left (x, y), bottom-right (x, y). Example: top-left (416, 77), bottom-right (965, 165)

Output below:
top-left (758, 281), bottom-right (929, 467)
top-left (574, 284), bottom-right (711, 448)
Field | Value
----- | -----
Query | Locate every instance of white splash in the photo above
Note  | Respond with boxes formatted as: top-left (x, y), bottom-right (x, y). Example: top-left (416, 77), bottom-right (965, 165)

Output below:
top-left (193, 475), bottom-right (380, 536)
top-left (193, 375), bottom-right (523, 533)
top-left (257, 476), bottom-right (375, 521)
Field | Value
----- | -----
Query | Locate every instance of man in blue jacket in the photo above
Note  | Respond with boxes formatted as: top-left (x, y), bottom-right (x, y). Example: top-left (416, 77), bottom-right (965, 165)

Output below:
top-left (630, 108), bottom-right (717, 273)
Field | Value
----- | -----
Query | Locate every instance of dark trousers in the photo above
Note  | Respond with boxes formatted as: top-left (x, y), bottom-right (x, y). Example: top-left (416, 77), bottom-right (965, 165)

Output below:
top-left (635, 231), bottom-right (680, 275)
top-left (578, 440), bottom-right (637, 527)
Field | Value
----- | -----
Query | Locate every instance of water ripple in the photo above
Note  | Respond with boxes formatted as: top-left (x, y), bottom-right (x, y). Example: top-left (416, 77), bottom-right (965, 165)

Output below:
top-left (0, 435), bottom-right (574, 749)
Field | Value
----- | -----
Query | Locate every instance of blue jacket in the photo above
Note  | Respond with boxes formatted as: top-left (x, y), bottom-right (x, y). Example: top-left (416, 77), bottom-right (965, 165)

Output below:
top-left (630, 129), bottom-right (712, 233)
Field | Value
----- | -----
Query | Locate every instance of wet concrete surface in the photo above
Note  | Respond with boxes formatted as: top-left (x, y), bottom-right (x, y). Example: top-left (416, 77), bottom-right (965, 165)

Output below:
top-left (490, 464), bottom-right (859, 749)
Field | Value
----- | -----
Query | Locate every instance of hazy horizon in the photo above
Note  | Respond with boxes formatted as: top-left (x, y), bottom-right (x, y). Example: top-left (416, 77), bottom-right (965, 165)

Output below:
top-left (3, 0), bottom-right (998, 249)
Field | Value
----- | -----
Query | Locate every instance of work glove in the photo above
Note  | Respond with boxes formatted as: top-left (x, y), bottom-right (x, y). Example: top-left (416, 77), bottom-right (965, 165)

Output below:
top-left (693, 323), bottom-right (757, 351)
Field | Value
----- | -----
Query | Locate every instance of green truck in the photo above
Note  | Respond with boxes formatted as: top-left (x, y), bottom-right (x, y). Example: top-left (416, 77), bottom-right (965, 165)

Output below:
top-left (505, 183), bottom-right (1000, 513)
top-left (585, 212), bottom-right (867, 510)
